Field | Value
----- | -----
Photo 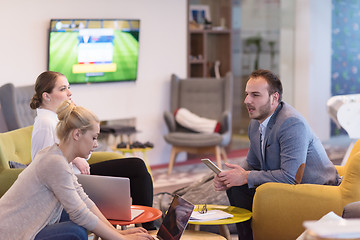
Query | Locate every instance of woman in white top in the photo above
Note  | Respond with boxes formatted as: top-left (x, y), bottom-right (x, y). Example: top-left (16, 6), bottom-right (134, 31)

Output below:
top-left (0, 100), bottom-right (153, 240)
top-left (30, 71), bottom-right (155, 230)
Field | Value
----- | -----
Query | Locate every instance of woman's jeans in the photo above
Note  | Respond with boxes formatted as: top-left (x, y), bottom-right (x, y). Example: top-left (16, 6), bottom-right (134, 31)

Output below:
top-left (34, 210), bottom-right (88, 240)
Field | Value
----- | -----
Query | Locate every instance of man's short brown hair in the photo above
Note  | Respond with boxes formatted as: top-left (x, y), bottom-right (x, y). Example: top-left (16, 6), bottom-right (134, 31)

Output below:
top-left (249, 69), bottom-right (283, 102)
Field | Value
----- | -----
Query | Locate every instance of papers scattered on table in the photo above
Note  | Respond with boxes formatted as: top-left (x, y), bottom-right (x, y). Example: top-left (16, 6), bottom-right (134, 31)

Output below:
top-left (303, 218), bottom-right (360, 239)
top-left (190, 210), bottom-right (233, 221)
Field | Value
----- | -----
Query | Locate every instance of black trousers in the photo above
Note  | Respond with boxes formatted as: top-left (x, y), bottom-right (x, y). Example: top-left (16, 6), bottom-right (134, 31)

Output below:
top-left (90, 157), bottom-right (155, 229)
top-left (226, 185), bottom-right (256, 240)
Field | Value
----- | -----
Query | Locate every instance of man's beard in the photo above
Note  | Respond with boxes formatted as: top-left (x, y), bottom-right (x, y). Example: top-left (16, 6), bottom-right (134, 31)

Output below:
top-left (249, 99), bottom-right (272, 121)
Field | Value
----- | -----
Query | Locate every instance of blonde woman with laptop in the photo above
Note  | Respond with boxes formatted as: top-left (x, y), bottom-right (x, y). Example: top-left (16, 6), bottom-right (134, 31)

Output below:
top-left (30, 71), bottom-right (155, 230)
top-left (0, 100), bottom-right (153, 239)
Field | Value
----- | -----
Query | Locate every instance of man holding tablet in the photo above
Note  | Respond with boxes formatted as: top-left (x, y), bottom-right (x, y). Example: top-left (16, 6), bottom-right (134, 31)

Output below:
top-left (213, 69), bottom-right (340, 240)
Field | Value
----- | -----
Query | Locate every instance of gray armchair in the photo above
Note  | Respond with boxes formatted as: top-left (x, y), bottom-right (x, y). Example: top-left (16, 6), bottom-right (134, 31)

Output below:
top-left (0, 83), bottom-right (36, 131)
top-left (164, 73), bottom-right (233, 174)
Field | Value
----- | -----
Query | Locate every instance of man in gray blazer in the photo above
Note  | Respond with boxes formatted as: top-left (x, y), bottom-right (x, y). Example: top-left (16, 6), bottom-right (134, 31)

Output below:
top-left (214, 69), bottom-right (340, 239)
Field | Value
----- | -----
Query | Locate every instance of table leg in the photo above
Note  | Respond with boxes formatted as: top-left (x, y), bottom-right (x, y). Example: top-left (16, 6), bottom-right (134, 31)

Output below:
top-left (121, 225), bottom-right (127, 230)
top-left (188, 224), bottom-right (201, 231)
top-left (218, 225), bottom-right (231, 240)
top-left (188, 224), bottom-right (195, 231)
top-left (111, 134), bottom-right (120, 149)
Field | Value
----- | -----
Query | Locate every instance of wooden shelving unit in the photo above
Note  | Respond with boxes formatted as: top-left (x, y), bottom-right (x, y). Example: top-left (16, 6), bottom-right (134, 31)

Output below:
top-left (187, 0), bottom-right (233, 77)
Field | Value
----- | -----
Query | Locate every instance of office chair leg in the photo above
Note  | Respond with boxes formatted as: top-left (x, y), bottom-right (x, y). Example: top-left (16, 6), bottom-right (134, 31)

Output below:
top-left (168, 147), bottom-right (178, 174)
top-left (215, 146), bottom-right (222, 169)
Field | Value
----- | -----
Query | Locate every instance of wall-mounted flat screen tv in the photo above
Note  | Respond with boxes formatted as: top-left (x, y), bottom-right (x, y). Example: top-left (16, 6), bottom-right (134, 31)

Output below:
top-left (48, 19), bottom-right (140, 84)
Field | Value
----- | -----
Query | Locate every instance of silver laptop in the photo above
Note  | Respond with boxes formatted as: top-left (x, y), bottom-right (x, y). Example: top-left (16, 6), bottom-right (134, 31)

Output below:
top-left (154, 195), bottom-right (194, 240)
top-left (76, 174), bottom-right (144, 221)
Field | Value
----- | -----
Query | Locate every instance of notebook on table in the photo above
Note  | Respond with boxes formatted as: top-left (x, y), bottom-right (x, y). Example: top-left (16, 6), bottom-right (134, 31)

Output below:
top-left (76, 174), bottom-right (144, 221)
top-left (153, 195), bottom-right (195, 240)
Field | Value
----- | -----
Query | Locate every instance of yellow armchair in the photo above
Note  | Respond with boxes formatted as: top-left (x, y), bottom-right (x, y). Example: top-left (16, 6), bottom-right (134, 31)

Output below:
top-left (88, 152), bottom-right (125, 165)
top-left (0, 126), bottom-right (33, 196)
top-left (252, 138), bottom-right (360, 240)
top-left (0, 126), bottom-right (124, 197)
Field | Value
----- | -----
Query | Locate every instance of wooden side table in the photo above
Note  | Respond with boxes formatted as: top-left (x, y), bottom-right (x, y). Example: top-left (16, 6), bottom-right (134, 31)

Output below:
top-left (188, 204), bottom-right (252, 240)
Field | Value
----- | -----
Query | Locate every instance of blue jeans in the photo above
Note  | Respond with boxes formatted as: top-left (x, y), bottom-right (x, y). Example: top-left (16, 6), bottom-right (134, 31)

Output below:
top-left (34, 210), bottom-right (88, 240)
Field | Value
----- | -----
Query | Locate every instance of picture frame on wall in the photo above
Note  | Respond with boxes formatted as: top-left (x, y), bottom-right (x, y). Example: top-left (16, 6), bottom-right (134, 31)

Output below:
top-left (189, 5), bottom-right (211, 24)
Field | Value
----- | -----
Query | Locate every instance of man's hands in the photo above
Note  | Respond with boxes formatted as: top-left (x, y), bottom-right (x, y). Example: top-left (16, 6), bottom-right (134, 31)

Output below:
top-left (73, 157), bottom-right (90, 175)
top-left (213, 162), bottom-right (250, 191)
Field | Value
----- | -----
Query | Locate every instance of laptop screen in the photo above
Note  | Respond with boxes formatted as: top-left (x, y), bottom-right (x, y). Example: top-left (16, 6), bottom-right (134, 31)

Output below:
top-left (157, 195), bottom-right (194, 240)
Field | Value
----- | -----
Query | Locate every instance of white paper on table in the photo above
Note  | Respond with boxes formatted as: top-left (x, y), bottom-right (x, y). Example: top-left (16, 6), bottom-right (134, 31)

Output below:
top-left (303, 218), bottom-right (360, 239)
top-left (190, 210), bottom-right (233, 221)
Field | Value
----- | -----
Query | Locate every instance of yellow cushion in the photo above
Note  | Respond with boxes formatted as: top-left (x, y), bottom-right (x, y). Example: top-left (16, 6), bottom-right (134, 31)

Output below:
top-left (0, 126), bottom-right (33, 169)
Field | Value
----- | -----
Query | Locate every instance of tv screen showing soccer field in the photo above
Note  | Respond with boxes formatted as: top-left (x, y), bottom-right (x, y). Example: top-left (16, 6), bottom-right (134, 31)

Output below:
top-left (48, 19), bottom-right (140, 84)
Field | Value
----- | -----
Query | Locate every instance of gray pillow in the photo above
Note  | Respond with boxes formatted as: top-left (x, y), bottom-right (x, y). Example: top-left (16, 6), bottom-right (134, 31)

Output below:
top-left (8, 161), bottom-right (28, 169)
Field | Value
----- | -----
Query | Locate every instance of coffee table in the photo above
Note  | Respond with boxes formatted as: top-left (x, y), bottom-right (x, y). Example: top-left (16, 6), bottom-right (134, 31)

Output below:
top-left (188, 204), bottom-right (252, 240)
top-left (108, 205), bottom-right (162, 226)
top-left (93, 205), bottom-right (162, 240)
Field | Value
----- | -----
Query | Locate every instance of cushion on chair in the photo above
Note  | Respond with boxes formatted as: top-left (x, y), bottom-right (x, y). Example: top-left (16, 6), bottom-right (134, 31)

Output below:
top-left (164, 73), bottom-right (233, 149)
top-left (8, 161), bottom-right (28, 169)
top-left (174, 108), bottom-right (221, 133)
top-left (163, 73), bottom-right (233, 174)
top-left (176, 79), bottom-right (225, 120)
top-left (164, 132), bottom-right (223, 147)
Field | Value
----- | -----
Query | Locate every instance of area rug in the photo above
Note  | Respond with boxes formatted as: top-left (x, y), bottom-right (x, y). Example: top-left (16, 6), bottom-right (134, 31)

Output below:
top-left (151, 149), bottom-right (249, 194)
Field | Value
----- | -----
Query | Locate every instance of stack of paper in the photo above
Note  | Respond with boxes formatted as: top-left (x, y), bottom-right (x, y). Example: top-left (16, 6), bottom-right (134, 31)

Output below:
top-left (303, 218), bottom-right (360, 239)
top-left (190, 210), bottom-right (233, 221)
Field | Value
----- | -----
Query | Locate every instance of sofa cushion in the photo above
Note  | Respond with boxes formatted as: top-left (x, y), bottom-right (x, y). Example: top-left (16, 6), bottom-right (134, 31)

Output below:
top-left (8, 161), bottom-right (28, 169)
top-left (164, 132), bottom-right (223, 147)
top-left (174, 108), bottom-right (221, 133)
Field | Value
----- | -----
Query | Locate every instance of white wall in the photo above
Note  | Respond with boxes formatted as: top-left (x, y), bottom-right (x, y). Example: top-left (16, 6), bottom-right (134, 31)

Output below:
top-left (0, 0), bottom-right (187, 165)
top-left (241, 0), bottom-right (332, 141)
top-left (280, 0), bottom-right (295, 105)
top-left (280, 0), bottom-right (331, 141)
top-left (293, 0), bottom-right (331, 141)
